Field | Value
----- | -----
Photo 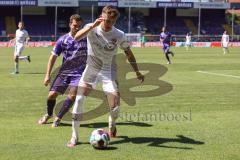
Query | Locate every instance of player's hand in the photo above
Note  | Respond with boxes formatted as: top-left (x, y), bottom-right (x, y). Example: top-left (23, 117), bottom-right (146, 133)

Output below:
top-left (91, 17), bottom-right (105, 28)
top-left (136, 71), bottom-right (144, 83)
top-left (44, 75), bottom-right (51, 86)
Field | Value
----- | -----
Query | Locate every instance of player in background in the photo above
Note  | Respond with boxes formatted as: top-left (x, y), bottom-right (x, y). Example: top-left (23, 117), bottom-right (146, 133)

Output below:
top-left (67, 5), bottom-right (145, 147)
top-left (221, 30), bottom-right (230, 54)
top-left (38, 14), bottom-right (87, 128)
top-left (140, 33), bottom-right (146, 47)
top-left (185, 33), bottom-right (191, 51)
top-left (160, 26), bottom-right (174, 64)
top-left (10, 21), bottom-right (31, 74)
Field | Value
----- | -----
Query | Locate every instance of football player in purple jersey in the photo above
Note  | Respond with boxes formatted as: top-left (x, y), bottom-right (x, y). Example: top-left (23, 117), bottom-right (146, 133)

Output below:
top-left (38, 14), bottom-right (87, 127)
top-left (160, 26), bottom-right (174, 64)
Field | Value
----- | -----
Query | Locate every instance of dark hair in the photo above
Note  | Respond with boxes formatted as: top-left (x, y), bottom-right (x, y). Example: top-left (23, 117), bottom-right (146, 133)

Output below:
top-left (69, 14), bottom-right (83, 23)
top-left (102, 5), bottom-right (120, 19)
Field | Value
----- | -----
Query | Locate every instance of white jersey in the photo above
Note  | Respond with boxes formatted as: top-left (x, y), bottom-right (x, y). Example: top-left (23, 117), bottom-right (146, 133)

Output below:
top-left (15, 29), bottom-right (29, 45)
top-left (86, 24), bottom-right (130, 68)
top-left (222, 34), bottom-right (229, 43)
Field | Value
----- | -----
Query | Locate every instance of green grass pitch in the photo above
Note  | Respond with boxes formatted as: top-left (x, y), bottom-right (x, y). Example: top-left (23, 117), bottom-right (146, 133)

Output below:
top-left (0, 46), bottom-right (239, 160)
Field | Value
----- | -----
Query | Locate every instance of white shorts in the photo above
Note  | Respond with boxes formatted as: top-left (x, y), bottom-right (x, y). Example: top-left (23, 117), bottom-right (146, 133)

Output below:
top-left (185, 42), bottom-right (191, 46)
top-left (79, 65), bottom-right (118, 93)
top-left (222, 42), bottom-right (228, 48)
top-left (14, 44), bottom-right (24, 56)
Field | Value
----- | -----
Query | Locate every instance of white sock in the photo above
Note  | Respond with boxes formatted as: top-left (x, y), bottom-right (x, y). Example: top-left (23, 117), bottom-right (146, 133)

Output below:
top-left (109, 106), bottom-right (120, 128)
top-left (71, 95), bottom-right (85, 140)
top-left (19, 56), bottom-right (28, 61)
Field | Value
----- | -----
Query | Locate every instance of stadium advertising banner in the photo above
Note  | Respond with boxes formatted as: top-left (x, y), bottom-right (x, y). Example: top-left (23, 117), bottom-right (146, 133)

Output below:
top-left (38, 0), bottom-right (78, 6)
top-left (231, 3), bottom-right (240, 9)
top-left (193, 2), bottom-right (230, 9)
top-left (118, 1), bottom-right (156, 8)
top-left (2, 41), bottom-right (240, 48)
top-left (98, 0), bottom-right (118, 7)
top-left (0, 0), bottom-right (37, 6)
top-left (157, 2), bottom-right (193, 8)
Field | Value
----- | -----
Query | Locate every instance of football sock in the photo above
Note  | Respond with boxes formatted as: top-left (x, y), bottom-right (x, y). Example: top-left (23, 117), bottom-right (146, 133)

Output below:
top-left (72, 95), bottom-right (85, 139)
top-left (165, 52), bottom-right (170, 63)
top-left (109, 106), bottom-right (120, 128)
top-left (57, 97), bottom-right (74, 119)
top-left (47, 99), bottom-right (56, 116)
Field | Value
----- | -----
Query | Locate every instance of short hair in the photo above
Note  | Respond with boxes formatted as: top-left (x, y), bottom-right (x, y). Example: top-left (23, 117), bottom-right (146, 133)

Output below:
top-left (69, 14), bottom-right (83, 23)
top-left (102, 5), bottom-right (120, 19)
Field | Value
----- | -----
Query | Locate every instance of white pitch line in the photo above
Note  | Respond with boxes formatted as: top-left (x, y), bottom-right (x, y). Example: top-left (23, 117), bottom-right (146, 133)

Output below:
top-left (197, 71), bottom-right (240, 79)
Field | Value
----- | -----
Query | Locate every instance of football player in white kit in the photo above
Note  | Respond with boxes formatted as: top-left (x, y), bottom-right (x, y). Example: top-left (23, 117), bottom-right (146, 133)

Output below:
top-left (221, 30), bottom-right (230, 54)
top-left (10, 21), bottom-right (31, 74)
top-left (185, 33), bottom-right (191, 51)
top-left (67, 5), bottom-right (145, 147)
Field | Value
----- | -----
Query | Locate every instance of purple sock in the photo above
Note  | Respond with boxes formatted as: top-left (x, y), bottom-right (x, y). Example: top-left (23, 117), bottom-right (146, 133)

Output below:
top-left (57, 97), bottom-right (74, 119)
top-left (47, 99), bottom-right (56, 116)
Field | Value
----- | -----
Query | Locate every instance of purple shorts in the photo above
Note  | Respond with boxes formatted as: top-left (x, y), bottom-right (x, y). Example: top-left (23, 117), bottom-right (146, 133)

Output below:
top-left (163, 44), bottom-right (170, 53)
top-left (50, 75), bottom-right (80, 94)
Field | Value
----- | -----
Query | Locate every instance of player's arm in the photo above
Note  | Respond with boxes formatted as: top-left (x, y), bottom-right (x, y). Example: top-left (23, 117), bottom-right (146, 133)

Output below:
top-left (221, 36), bottom-right (223, 46)
top-left (160, 36), bottom-right (164, 43)
top-left (44, 38), bottom-right (62, 86)
top-left (44, 54), bottom-right (57, 86)
top-left (124, 48), bottom-right (144, 83)
top-left (25, 36), bottom-right (30, 45)
top-left (9, 37), bottom-right (16, 43)
top-left (74, 18), bottom-right (104, 41)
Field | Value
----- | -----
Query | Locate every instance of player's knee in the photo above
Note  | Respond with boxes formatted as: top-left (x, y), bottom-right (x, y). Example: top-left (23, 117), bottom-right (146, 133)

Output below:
top-left (48, 91), bottom-right (58, 99)
top-left (78, 83), bottom-right (92, 96)
top-left (68, 95), bottom-right (76, 101)
top-left (14, 56), bottom-right (19, 62)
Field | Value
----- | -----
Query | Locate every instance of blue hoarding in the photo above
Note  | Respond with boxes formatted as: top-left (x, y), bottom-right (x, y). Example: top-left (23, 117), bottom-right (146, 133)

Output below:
top-left (0, 0), bottom-right (37, 6)
top-left (157, 2), bottom-right (193, 8)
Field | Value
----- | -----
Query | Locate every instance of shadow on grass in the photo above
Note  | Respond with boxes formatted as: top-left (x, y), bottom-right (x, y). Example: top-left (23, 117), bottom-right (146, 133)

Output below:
top-left (110, 135), bottom-right (204, 150)
top-left (59, 121), bottom-right (153, 128)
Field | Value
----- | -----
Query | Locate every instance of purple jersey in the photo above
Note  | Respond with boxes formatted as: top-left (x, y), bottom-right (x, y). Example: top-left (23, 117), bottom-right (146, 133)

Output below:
top-left (52, 33), bottom-right (87, 77)
top-left (160, 32), bottom-right (171, 45)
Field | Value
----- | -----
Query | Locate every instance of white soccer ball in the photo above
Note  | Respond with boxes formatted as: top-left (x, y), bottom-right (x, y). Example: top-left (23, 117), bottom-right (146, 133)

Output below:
top-left (89, 129), bottom-right (110, 149)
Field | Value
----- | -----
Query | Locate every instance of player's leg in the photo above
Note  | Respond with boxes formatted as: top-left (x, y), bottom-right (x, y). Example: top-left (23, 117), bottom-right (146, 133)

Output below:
top-left (38, 91), bottom-right (58, 124)
top-left (52, 85), bottom-right (78, 128)
top-left (164, 46), bottom-right (171, 64)
top-left (167, 45), bottom-right (174, 57)
top-left (13, 55), bottom-right (19, 74)
top-left (67, 65), bottom-right (101, 147)
top-left (38, 75), bottom-right (67, 124)
top-left (19, 55), bottom-right (31, 62)
top-left (186, 43), bottom-right (190, 51)
top-left (13, 45), bottom-right (20, 74)
top-left (107, 92), bottom-right (120, 137)
top-left (102, 80), bottom-right (120, 137)
top-left (67, 83), bottom-right (92, 147)
top-left (226, 46), bottom-right (230, 53)
top-left (222, 45), bottom-right (226, 54)
top-left (185, 43), bottom-right (188, 50)
top-left (17, 45), bottom-right (31, 62)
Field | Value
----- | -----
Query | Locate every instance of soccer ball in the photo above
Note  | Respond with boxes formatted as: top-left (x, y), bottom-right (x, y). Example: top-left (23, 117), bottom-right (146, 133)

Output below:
top-left (89, 129), bottom-right (110, 149)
